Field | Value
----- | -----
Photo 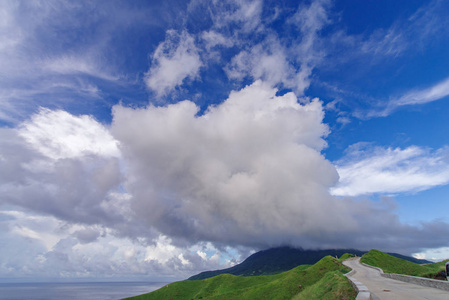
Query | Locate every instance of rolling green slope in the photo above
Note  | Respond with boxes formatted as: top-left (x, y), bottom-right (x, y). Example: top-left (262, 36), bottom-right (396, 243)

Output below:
top-left (188, 247), bottom-right (365, 280)
top-left (188, 247), bottom-right (429, 280)
top-left (361, 249), bottom-right (448, 279)
top-left (292, 271), bottom-right (356, 300)
top-left (124, 256), bottom-right (356, 300)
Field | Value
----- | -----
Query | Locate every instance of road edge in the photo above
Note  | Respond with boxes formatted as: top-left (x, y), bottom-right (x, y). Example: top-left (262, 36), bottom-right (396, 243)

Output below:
top-left (361, 262), bottom-right (449, 292)
top-left (343, 258), bottom-right (371, 300)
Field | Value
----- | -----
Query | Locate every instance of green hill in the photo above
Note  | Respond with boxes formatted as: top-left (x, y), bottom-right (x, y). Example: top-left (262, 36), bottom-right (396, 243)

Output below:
top-left (123, 256), bottom-right (356, 300)
top-left (361, 249), bottom-right (448, 279)
top-left (188, 247), bottom-right (430, 280)
top-left (188, 247), bottom-right (365, 280)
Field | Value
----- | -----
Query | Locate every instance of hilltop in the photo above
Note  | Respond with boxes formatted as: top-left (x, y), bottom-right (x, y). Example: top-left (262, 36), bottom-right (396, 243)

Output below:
top-left (362, 249), bottom-right (448, 279)
top-left (124, 249), bottom-right (438, 300)
top-left (188, 247), bottom-right (430, 280)
top-left (124, 255), bottom-right (356, 300)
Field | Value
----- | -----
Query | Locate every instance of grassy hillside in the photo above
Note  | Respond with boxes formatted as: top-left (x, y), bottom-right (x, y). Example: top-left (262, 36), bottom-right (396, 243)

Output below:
top-left (189, 247), bottom-right (365, 280)
top-left (338, 253), bottom-right (356, 261)
top-left (124, 256), bottom-right (356, 300)
top-left (361, 249), bottom-right (448, 279)
top-left (292, 271), bottom-right (356, 300)
top-left (188, 247), bottom-right (430, 280)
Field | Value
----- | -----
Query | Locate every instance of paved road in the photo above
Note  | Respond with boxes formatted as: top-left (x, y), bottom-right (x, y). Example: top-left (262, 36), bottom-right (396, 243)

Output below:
top-left (343, 258), bottom-right (449, 300)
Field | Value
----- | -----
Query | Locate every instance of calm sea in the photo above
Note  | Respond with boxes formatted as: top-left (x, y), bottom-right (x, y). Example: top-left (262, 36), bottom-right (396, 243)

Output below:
top-left (0, 281), bottom-right (169, 300)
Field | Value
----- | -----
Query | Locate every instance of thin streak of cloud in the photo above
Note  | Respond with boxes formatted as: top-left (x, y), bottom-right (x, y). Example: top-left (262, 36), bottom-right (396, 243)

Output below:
top-left (360, 0), bottom-right (448, 59)
top-left (41, 55), bottom-right (121, 82)
top-left (364, 76), bottom-right (449, 118)
top-left (385, 77), bottom-right (449, 115)
top-left (395, 77), bottom-right (449, 105)
top-left (0, 0), bottom-right (151, 124)
top-left (331, 144), bottom-right (449, 197)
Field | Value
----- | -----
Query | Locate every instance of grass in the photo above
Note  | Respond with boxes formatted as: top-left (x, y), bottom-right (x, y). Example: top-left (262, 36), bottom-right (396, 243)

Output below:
top-left (338, 253), bottom-right (356, 261)
top-left (292, 271), bottom-right (356, 300)
top-left (123, 256), bottom-right (356, 300)
top-left (361, 249), bottom-right (448, 279)
top-left (188, 248), bottom-right (366, 280)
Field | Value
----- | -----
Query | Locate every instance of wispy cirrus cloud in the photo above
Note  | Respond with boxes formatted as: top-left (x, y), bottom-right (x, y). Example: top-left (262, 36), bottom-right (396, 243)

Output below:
top-left (331, 143), bottom-right (449, 197)
top-left (0, 0), bottom-right (155, 124)
top-left (394, 77), bottom-right (449, 106)
top-left (317, 0), bottom-right (449, 120)
top-left (356, 0), bottom-right (448, 59)
top-left (41, 55), bottom-right (120, 81)
top-left (369, 77), bottom-right (449, 117)
top-left (205, 0), bottom-right (263, 34)
top-left (335, 75), bottom-right (449, 119)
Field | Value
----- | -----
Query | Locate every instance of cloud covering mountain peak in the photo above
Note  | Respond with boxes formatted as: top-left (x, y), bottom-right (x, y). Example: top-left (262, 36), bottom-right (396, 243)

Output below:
top-left (112, 81), bottom-right (343, 247)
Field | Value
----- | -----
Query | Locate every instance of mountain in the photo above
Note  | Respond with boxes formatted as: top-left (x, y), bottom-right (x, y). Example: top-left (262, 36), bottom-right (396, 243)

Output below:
top-left (126, 256), bottom-right (356, 300)
top-left (387, 252), bottom-right (432, 265)
top-left (188, 247), bottom-right (363, 280)
top-left (188, 246), bottom-right (431, 280)
top-left (362, 249), bottom-right (448, 280)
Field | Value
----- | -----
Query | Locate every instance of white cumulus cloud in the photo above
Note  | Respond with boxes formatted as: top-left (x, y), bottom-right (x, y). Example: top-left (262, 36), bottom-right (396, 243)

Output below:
top-left (3, 83), bottom-right (449, 280)
top-left (112, 80), bottom-right (359, 248)
top-left (145, 30), bottom-right (202, 97)
top-left (19, 108), bottom-right (120, 160)
top-left (109, 82), bottom-right (449, 253)
top-left (225, 35), bottom-right (296, 89)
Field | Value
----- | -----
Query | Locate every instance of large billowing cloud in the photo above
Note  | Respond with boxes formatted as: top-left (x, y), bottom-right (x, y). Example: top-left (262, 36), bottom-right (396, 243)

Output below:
top-left (0, 210), bottom-right (236, 280)
top-left (112, 81), bottom-right (349, 248)
top-left (2, 81), bottom-right (449, 281)
top-left (2, 0), bottom-right (449, 281)
top-left (19, 108), bottom-right (120, 160)
top-left (0, 110), bottom-right (237, 279)
top-left (0, 111), bottom-right (123, 226)
top-left (110, 80), bottom-right (449, 253)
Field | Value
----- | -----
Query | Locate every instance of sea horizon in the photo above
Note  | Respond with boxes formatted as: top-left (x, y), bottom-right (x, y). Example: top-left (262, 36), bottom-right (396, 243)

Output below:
top-left (0, 281), bottom-right (170, 300)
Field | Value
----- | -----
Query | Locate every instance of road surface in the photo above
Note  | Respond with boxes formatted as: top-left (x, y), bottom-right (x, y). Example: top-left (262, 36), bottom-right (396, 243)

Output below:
top-left (343, 258), bottom-right (449, 300)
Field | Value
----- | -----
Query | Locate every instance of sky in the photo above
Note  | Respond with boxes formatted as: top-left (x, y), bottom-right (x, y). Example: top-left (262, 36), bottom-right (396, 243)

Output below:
top-left (1, 0), bottom-right (449, 282)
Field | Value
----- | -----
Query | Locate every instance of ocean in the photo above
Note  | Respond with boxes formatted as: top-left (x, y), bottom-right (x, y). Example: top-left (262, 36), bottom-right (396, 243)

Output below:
top-left (0, 281), bottom-right (169, 300)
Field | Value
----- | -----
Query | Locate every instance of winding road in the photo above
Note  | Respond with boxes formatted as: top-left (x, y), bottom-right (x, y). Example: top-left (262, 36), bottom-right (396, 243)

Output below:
top-left (343, 258), bottom-right (449, 300)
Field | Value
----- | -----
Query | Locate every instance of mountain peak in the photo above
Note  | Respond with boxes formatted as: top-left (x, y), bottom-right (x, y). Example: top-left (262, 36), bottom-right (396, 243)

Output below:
top-left (188, 247), bottom-right (431, 280)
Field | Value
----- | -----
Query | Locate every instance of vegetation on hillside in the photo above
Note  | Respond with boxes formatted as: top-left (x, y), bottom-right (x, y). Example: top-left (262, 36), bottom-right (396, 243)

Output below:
top-left (188, 247), bottom-right (429, 280)
top-left (124, 256), bottom-right (356, 300)
top-left (123, 248), bottom-right (437, 300)
top-left (338, 253), bottom-right (356, 261)
top-left (361, 249), bottom-right (448, 279)
top-left (188, 247), bottom-right (365, 280)
top-left (292, 271), bottom-right (356, 300)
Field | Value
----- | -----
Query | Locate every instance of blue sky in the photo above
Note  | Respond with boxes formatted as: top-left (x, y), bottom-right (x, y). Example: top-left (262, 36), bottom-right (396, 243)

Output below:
top-left (1, 0), bottom-right (449, 282)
